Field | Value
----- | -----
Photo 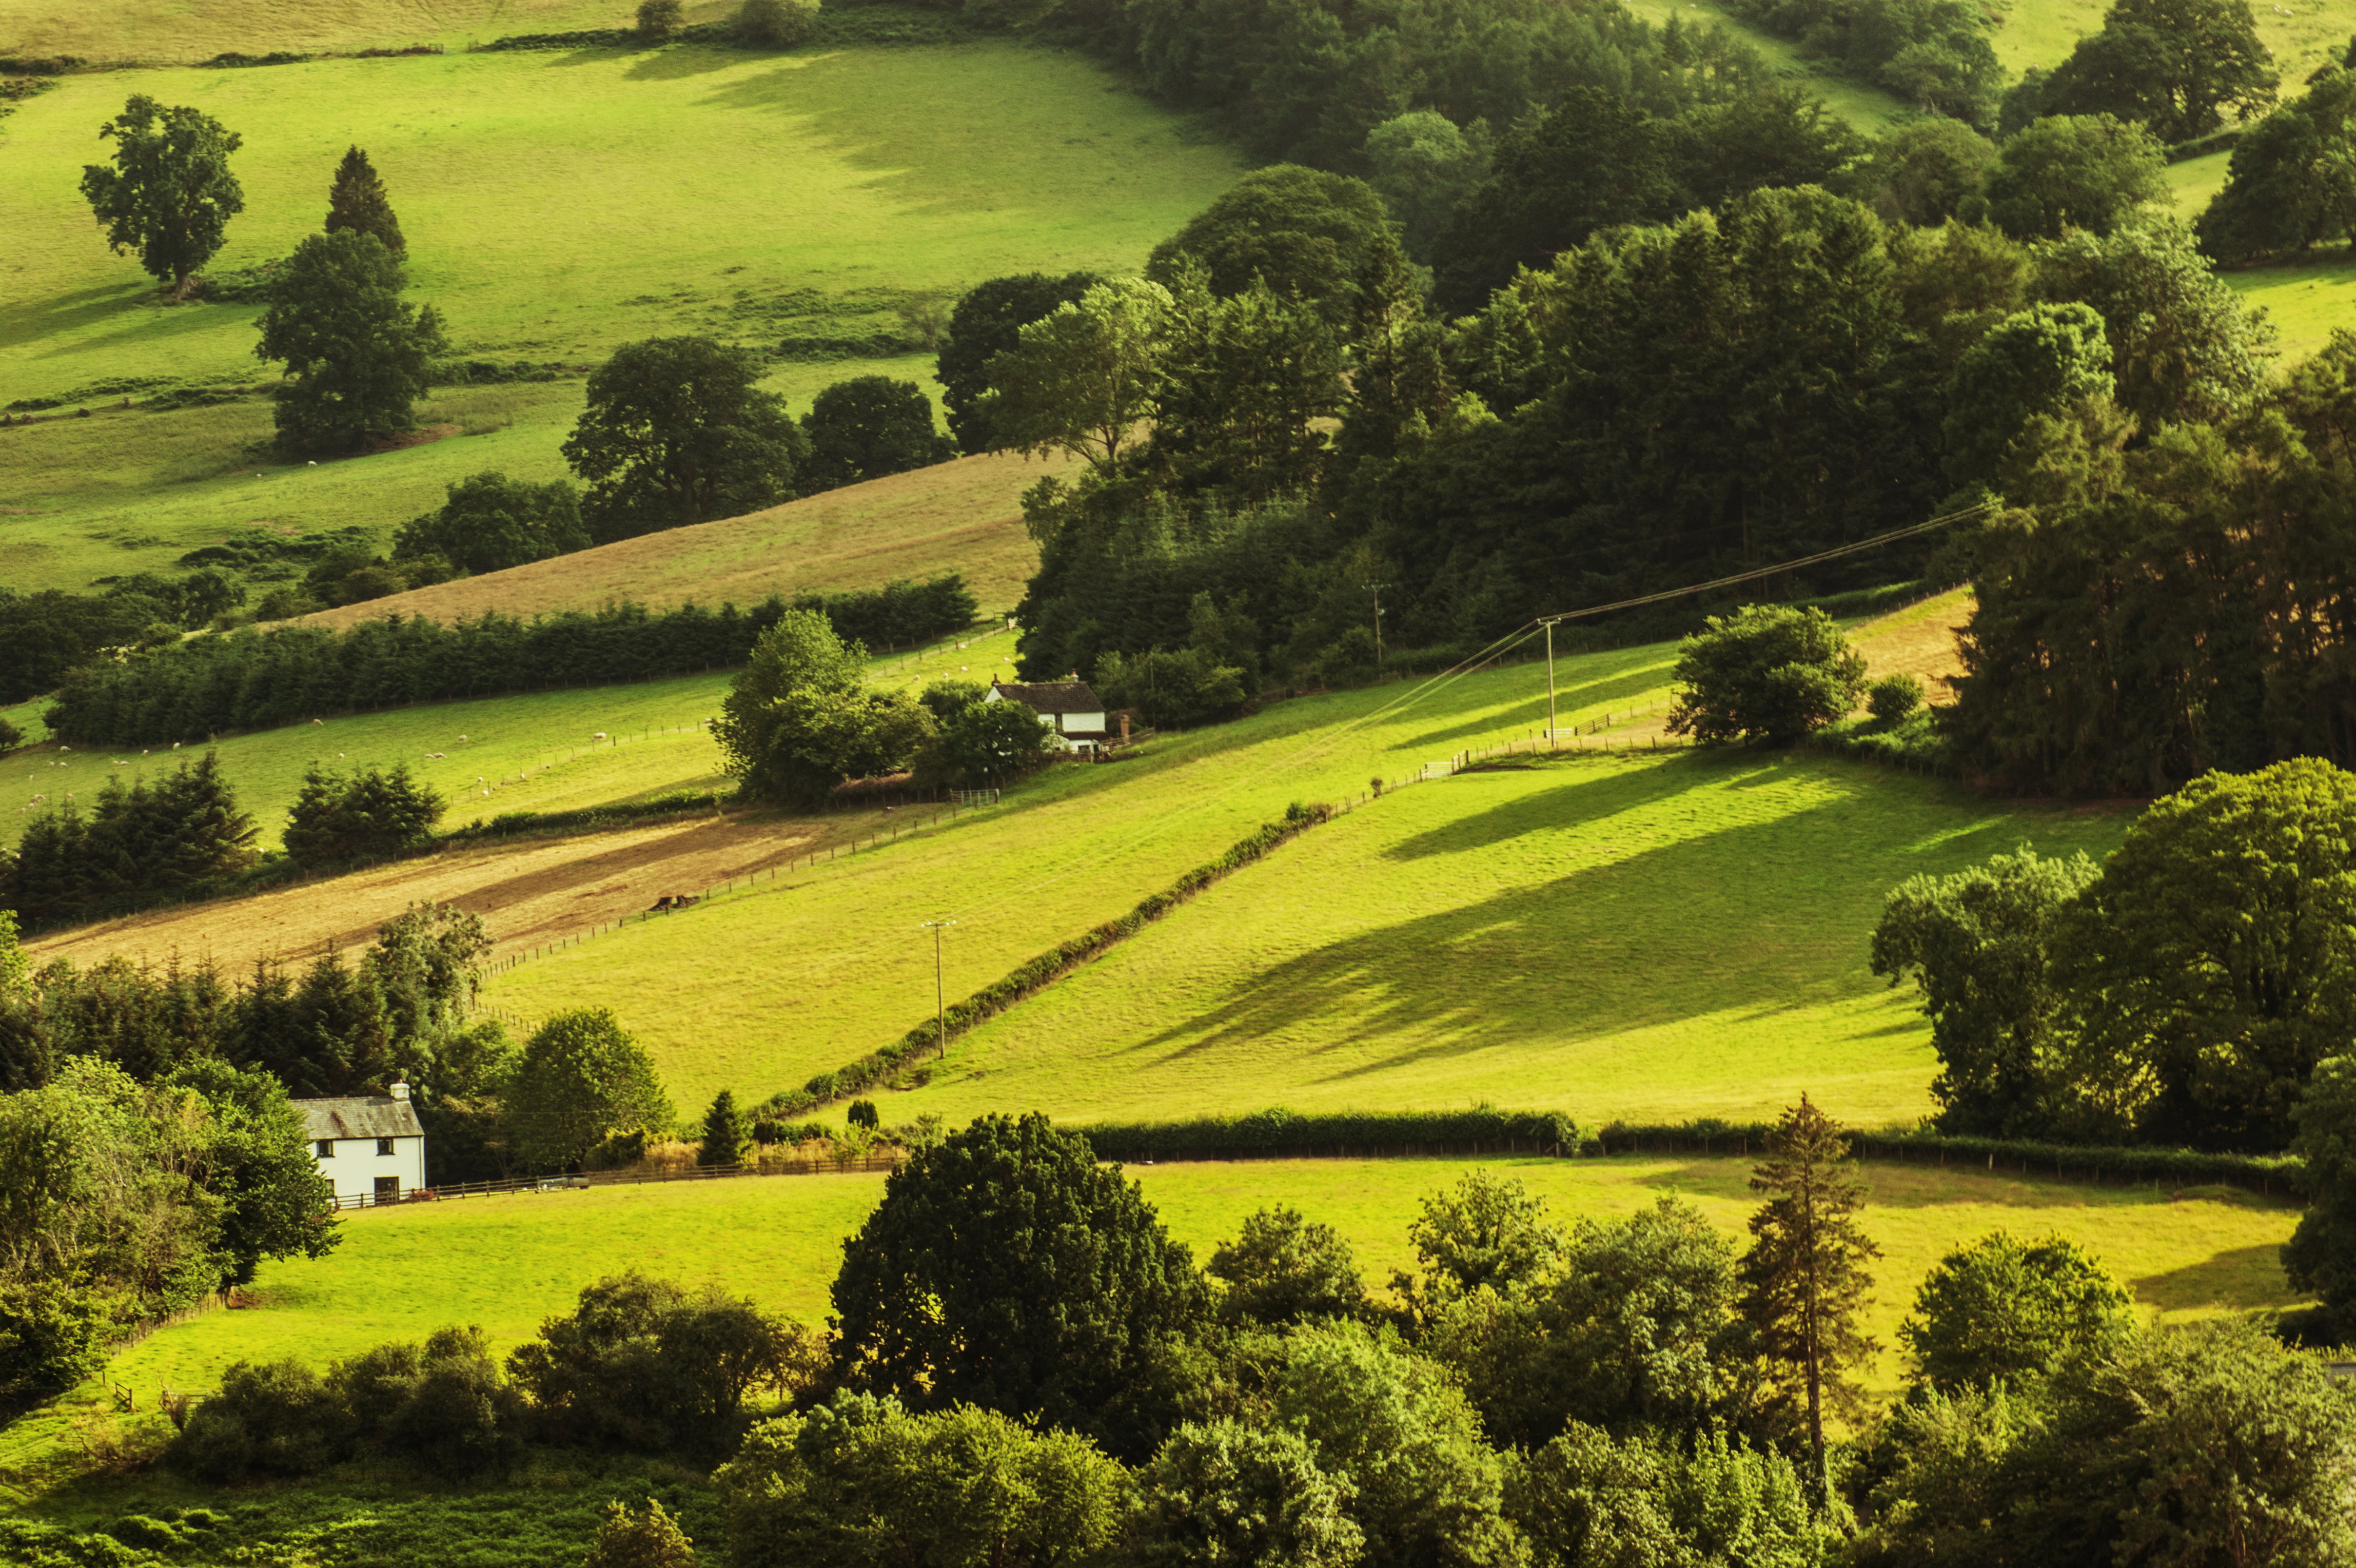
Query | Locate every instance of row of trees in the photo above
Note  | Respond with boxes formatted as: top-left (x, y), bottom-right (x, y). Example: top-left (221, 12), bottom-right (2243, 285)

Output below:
top-left (41, 575), bottom-right (975, 747)
top-left (2, 753), bottom-right (257, 924)
top-left (159, 1109), bottom-right (2356, 1567)
top-left (0, 573), bottom-right (247, 704)
top-left (1872, 758), bottom-right (2356, 1150)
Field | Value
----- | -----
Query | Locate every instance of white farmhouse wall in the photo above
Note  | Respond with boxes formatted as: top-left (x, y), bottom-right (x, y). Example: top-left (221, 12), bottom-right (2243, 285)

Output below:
top-left (312, 1135), bottom-right (426, 1201)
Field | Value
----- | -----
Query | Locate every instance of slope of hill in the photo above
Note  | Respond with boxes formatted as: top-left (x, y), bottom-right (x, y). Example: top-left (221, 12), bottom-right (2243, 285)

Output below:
top-left (301, 448), bottom-right (1062, 631)
top-left (0, 0), bottom-right (631, 59)
top-left (0, 38), bottom-right (1238, 591)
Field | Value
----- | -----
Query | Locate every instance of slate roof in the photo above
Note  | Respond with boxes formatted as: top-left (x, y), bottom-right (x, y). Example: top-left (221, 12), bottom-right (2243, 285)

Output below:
top-left (293, 1096), bottom-right (425, 1140)
top-left (989, 680), bottom-right (1104, 716)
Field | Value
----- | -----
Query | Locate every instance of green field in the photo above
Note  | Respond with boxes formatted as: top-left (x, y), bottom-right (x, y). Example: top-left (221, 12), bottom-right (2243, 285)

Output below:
top-left (1, 1152), bottom-right (2302, 1500)
top-left (0, 0), bottom-right (647, 59)
top-left (1, 38), bottom-right (1240, 591)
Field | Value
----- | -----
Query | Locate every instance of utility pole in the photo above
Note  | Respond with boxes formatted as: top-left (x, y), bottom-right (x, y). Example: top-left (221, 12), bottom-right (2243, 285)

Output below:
top-left (921, 918), bottom-right (957, 1059)
top-left (1368, 582), bottom-right (1391, 671)
top-left (1539, 616), bottom-right (1564, 745)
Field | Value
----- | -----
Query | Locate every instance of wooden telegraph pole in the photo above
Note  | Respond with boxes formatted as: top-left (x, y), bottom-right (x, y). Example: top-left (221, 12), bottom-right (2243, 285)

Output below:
top-left (921, 918), bottom-right (957, 1058)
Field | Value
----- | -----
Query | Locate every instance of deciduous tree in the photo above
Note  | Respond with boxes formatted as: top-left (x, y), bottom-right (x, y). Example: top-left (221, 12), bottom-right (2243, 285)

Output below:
top-left (799, 375), bottom-right (955, 491)
top-left (1206, 1206), bottom-right (1366, 1326)
top-left (982, 279), bottom-right (1170, 475)
top-left (393, 472), bottom-right (587, 575)
top-left (934, 272), bottom-right (1101, 453)
top-left (1665, 605), bottom-right (1868, 747)
top-left (2038, 0), bottom-right (2277, 143)
top-left (563, 338), bottom-right (808, 543)
top-left (1980, 114), bottom-right (2168, 241)
top-left (2199, 62), bottom-right (2356, 264)
top-left (504, 1010), bottom-right (674, 1172)
top-left (1940, 302), bottom-right (2114, 488)
top-left (78, 94), bottom-right (244, 298)
top-left (1899, 1231), bottom-right (2134, 1393)
top-left (254, 231), bottom-right (446, 453)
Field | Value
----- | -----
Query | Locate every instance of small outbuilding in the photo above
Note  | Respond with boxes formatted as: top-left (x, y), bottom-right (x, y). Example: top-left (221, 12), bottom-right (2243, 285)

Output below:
top-left (986, 679), bottom-right (1107, 749)
top-left (293, 1083), bottom-right (426, 1205)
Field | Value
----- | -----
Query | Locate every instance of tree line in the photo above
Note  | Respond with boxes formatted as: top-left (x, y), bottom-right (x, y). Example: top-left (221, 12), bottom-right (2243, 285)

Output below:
top-left (38, 575), bottom-right (975, 747)
top-left (134, 1109), bottom-right (2356, 1568)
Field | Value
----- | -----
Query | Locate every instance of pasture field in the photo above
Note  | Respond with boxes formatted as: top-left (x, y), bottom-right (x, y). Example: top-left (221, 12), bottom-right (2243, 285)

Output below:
top-left (4, 1152), bottom-right (2302, 1496)
top-left (0, 38), bottom-right (1240, 590)
top-left (0, 0), bottom-right (650, 60)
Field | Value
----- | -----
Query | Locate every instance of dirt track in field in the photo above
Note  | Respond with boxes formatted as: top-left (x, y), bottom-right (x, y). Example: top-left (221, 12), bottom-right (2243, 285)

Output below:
top-left (25, 811), bottom-right (879, 972)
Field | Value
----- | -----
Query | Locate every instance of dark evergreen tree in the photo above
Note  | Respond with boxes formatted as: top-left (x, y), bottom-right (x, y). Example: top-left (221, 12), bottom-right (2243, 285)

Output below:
top-left (699, 1089), bottom-right (751, 1166)
top-left (322, 145), bottom-right (405, 258)
top-left (830, 1112), bottom-right (1210, 1459)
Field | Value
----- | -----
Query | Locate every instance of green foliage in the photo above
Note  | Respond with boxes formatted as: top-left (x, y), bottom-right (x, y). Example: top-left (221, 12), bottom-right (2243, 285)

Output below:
top-left (394, 471), bottom-right (588, 575)
top-left (2037, 0), bottom-right (2279, 144)
top-left (322, 144), bottom-right (404, 258)
top-left (699, 1090), bottom-right (751, 1167)
top-left (1362, 111), bottom-right (1490, 263)
top-left (716, 1391), bottom-right (1129, 1568)
top-left (586, 1499), bottom-right (699, 1568)
top-left (733, 0), bottom-right (818, 48)
top-left (1095, 646), bottom-right (1249, 730)
top-left (563, 338), bottom-right (809, 544)
top-left (1870, 847), bottom-right (2102, 1138)
top-left (1265, 1319), bottom-right (1524, 1568)
top-left (1509, 1424), bottom-right (1825, 1568)
top-left (1940, 302), bottom-right (2114, 489)
top-left (843, 1097), bottom-right (879, 1130)
top-left (508, 1271), bottom-right (817, 1458)
top-left (918, 677), bottom-right (985, 724)
top-left (2284, 1056), bottom-right (2356, 1334)
top-left (713, 609), bottom-right (932, 807)
top-left (1082, 1107), bottom-right (1576, 1163)
top-left (1740, 1096), bottom-right (1879, 1491)
top-left (2055, 757), bottom-right (2356, 1150)
top-left (1980, 114), bottom-right (2169, 241)
top-left (256, 230), bottom-right (448, 454)
top-left (1151, 269), bottom-right (1347, 507)
top-left (0, 1278), bottom-right (108, 1417)
top-left (1400, 1167), bottom-right (1564, 1308)
top-left (2200, 65), bottom-right (2356, 264)
top-left (0, 580), bottom-right (225, 704)
top-left (1206, 1206), bottom-right (1366, 1326)
top-left (1147, 166), bottom-right (1406, 330)
top-left (1428, 1198), bottom-right (1752, 1447)
top-left (1665, 604), bottom-right (1868, 747)
top-left (5, 750), bottom-right (259, 925)
top-left (2032, 217), bottom-right (2274, 428)
top-left (983, 279), bottom-right (1169, 473)
top-left (924, 697), bottom-right (1057, 788)
top-left (1898, 1231), bottom-right (2134, 1395)
top-left (1855, 1317), bottom-right (2356, 1567)
top-left (77, 94), bottom-right (244, 295)
top-left (935, 272), bottom-right (1102, 453)
top-left (506, 1010), bottom-right (675, 1173)
top-left (799, 376), bottom-right (954, 491)
top-left (637, 0), bottom-right (685, 42)
top-left (1129, 1420), bottom-right (1364, 1568)
top-left (282, 760), bottom-right (445, 868)
top-left (1864, 673), bottom-right (1924, 726)
top-left (1847, 117), bottom-right (1999, 227)
top-left (830, 1112), bottom-right (1210, 1459)
top-left (167, 1356), bottom-right (347, 1481)
top-left (1727, 0), bottom-right (2004, 126)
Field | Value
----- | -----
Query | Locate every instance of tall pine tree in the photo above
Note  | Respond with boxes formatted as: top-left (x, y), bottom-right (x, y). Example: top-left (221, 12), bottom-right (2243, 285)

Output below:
top-left (1739, 1095), bottom-right (1880, 1505)
top-left (323, 145), bottom-right (405, 257)
top-left (699, 1088), bottom-right (751, 1166)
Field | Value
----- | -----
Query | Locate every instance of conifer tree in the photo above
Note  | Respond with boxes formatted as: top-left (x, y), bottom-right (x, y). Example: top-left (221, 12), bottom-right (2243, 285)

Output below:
top-left (699, 1089), bottom-right (751, 1167)
top-left (1739, 1095), bottom-right (1880, 1504)
top-left (323, 145), bottom-right (405, 258)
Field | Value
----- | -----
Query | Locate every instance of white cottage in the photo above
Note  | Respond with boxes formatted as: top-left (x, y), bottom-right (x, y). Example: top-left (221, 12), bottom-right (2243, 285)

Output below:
top-left (294, 1084), bottom-right (426, 1205)
top-left (985, 679), bottom-right (1108, 750)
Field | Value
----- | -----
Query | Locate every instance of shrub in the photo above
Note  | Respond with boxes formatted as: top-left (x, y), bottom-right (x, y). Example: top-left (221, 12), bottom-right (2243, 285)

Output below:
top-left (1129, 1420), bottom-right (1363, 1568)
top-left (1866, 673), bottom-right (1925, 726)
top-left (844, 1099), bottom-right (879, 1130)
top-left (1664, 603), bottom-right (1868, 746)
top-left (0, 718), bottom-right (23, 755)
top-left (167, 1359), bottom-right (348, 1482)
top-left (735, 0), bottom-right (818, 47)
top-left (636, 0), bottom-right (684, 41)
top-left (586, 1499), bottom-right (698, 1568)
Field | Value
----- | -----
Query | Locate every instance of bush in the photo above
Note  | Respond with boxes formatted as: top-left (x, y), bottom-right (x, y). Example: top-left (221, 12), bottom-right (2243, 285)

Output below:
top-left (168, 1359), bottom-right (348, 1482)
top-left (735, 0), bottom-right (818, 47)
top-left (394, 471), bottom-right (587, 576)
top-left (1664, 603), bottom-right (1868, 746)
top-left (844, 1098), bottom-right (879, 1130)
top-left (636, 0), bottom-right (684, 41)
top-left (1866, 673), bottom-right (1925, 726)
top-left (1898, 1231), bottom-right (2134, 1394)
top-left (586, 1499), bottom-right (699, 1568)
top-left (0, 717), bottom-right (23, 755)
top-left (0, 1280), bottom-right (109, 1416)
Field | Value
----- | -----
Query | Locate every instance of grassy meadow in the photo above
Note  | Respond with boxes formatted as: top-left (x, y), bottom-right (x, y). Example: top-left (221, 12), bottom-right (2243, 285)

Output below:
top-left (3, 1152), bottom-right (2301, 1495)
top-left (0, 38), bottom-right (1240, 590)
top-left (0, 0), bottom-right (650, 60)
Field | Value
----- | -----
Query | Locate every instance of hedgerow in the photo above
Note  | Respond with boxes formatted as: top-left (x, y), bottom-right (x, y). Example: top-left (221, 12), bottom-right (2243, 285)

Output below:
top-left (1083, 1107), bottom-right (1581, 1162)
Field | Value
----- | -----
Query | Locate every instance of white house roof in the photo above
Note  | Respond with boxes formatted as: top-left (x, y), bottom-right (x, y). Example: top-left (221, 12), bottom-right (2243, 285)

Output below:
top-left (292, 1095), bottom-right (424, 1140)
top-left (990, 679), bottom-right (1103, 715)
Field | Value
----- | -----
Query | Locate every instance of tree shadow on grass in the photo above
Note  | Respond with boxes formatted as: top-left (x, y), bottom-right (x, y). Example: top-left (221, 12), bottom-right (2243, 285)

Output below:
top-left (0, 282), bottom-right (162, 356)
top-left (1392, 663), bottom-right (1676, 754)
top-left (628, 44), bottom-right (752, 81)
top-left (2133, 1245), bottom-right (2300, 1312)
top-left (1116, 761), bottom-right (1992, 1084)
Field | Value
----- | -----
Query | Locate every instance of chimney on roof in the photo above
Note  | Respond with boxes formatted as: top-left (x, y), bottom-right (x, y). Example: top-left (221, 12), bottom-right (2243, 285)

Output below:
top-left (389, 1082), bottom-right (410, 1102)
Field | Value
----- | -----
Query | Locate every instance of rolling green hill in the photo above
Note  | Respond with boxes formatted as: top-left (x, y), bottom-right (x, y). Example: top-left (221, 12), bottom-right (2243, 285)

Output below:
top-left (0, 37), bottom-right (1240, 592)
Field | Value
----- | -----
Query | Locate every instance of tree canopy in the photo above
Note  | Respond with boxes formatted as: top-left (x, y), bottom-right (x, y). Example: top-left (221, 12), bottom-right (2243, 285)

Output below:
top-left (2037, 0), bottom-right (2277, 143)
top-left (254, 230), bottom-right (446, 454)
top-left (1666, 604), bottom-right (1868, 747)
top-left (562, 338), bottom-right (808, 543)
top-left (393, 472), bottom-right (587, 575)
top-left (78, 94), bottom-right (244, 296)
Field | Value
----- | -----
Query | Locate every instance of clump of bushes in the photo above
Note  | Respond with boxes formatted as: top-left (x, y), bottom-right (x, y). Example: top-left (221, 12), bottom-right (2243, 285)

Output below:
top-left (1866, 672), bottom-right (1925, 726)
top-left (736, 0), bottom-right (818, 46)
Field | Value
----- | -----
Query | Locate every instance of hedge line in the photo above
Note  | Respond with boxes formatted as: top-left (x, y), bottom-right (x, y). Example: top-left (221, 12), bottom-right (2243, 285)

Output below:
top-left (1592, 1120), bottom-right (2307, 1197)
top-left (765, 803), bottom-right (1338, 1115)
top-left (1082, 1107), bottom-right (1581, 1162)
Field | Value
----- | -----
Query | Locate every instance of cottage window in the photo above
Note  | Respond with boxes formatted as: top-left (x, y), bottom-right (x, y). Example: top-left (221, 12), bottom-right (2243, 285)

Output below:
top-left (316, 1139), bottom-right (335, 1158)
top-left (377, 1136), bottom-right (396, 1155)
